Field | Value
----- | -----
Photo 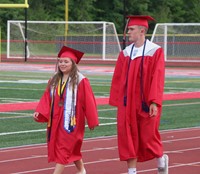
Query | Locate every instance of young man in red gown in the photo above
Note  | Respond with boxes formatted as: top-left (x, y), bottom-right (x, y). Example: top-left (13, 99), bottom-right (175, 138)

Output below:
top-left (109, 15), bottom-right (169, 174)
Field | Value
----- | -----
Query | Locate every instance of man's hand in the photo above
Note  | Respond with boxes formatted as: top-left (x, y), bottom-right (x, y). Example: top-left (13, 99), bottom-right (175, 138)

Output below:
top-left (149, 103), bottom-right (158, 117)
top-left (33, 112), bottom-right (39, 120)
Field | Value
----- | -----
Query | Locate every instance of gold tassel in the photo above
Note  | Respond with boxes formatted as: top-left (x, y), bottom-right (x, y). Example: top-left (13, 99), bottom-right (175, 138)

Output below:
top-left (70, 116), bottom-right (76, 126)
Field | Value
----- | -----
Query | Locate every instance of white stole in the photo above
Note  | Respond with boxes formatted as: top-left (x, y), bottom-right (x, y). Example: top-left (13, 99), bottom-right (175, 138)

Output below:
top-left (63, 72), bottom-right (84, 133)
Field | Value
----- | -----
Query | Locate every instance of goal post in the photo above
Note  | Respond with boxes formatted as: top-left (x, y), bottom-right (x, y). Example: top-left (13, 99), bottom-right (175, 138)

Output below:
top-left (7, 21), bottom-right (121, 61)
top-left (151, 23), bottom-right (200, 62)
top-left (1, 0), bottom-right (29, 61)
top-left (0, 27), bottom-right (1, 62)
top-left (0, 0), bottom-right (29, 8)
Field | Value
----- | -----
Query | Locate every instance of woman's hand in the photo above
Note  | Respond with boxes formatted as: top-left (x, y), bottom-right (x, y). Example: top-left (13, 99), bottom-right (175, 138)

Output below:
top-left (33, 112), bottom-right (39, 120)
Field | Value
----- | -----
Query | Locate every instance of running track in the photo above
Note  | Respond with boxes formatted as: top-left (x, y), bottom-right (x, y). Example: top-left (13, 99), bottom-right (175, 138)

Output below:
top-left (1, 63), bottom-right (200, 173)
top-left (0, 127), bottom-right (200, 174)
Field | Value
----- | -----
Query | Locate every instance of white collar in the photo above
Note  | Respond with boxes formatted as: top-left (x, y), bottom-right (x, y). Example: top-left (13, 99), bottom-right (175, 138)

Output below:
top-left (124, 39), bottom-right (160, 60)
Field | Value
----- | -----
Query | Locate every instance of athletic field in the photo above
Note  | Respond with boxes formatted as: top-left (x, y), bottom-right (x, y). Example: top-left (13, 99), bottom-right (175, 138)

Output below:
top-left (0, 62), bottom-right (199, 148)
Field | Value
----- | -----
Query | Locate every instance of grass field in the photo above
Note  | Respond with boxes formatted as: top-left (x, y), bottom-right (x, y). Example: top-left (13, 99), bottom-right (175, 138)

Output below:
top-left (0, 64), bottom-right (200, 148)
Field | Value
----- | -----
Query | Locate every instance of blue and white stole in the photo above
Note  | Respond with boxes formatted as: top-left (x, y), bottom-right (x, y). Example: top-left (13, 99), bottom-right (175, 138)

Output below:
top-left (51, 72), bottom-right (85, 133)
top-left (63, 77), bottom-right (77, 133)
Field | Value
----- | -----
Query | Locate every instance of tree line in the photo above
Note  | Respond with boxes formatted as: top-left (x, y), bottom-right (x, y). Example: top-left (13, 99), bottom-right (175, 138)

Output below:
top-left (0, 0), bottom-right (200, 39)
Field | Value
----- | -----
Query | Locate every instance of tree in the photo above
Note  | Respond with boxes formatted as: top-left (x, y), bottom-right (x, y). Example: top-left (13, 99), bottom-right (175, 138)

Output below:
top-left (183, 0), bottom-right (200, 22)
top-left (69, 0), bottom-right (97, 21)
top-left (93, 0), bottom-right (124, 33)
top-left (0, 1), bottom-right (27, 38)
top-left (0, 0), bottom-right (200, 40)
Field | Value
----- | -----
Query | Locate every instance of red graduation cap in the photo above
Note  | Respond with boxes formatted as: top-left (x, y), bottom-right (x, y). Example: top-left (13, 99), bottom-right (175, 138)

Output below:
top-left (58, 46), bottom-right (84, 64)
top-left (127, 15), bottom-right (155, 28)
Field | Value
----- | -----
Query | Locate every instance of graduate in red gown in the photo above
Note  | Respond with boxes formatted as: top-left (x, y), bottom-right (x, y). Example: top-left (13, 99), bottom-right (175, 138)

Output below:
top-left (33, 46), bottom-right (99, 174)
top-left (109, 16), bottom-right (169, 174)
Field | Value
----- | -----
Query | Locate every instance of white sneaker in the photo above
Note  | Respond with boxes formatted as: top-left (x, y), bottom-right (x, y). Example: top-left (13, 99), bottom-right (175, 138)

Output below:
top-left (83, 169), bottom-right (86, 174)
top-left (76, 169), bottom-right (86, 174)
top-left (158, 154), bottom-right (169, 174)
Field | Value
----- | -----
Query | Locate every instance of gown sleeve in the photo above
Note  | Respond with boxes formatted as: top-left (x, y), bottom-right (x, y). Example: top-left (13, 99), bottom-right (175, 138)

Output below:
top-left (148, 48), bottom-right (165, 106)
top-left (79, 78), bottom-right (99, 129)
top-left (109, 51), bottom-right (124, 106)
top-left (35, 85), bottom-right (51, 123)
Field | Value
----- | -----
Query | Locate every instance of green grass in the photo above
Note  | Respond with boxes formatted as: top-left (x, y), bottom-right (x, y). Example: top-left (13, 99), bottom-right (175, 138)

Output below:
top-left (0, 66), bottom-right (200, 148)
top-left (161, 99), bottom-right (200, 129)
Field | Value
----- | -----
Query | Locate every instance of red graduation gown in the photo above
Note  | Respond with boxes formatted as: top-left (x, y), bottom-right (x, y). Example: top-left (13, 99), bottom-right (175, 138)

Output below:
top-left (109, 40), bottom-right (165, 162)
top-left (35, 74), bottom-right (99, 164)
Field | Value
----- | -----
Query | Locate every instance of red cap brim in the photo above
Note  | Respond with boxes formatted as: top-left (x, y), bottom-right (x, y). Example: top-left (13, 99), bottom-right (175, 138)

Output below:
top-left (58, 46), bottom-right (84, 64)
top-left (126, 15), bottom-right (155, 28)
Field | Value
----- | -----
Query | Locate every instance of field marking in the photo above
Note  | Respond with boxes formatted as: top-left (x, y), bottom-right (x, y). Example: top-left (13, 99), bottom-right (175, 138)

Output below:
top-left (0, 80), bottom-right (48, 84)
top-left (163, 136), bottom-right (200, 143)
top-left (10, 161), bottom-right (200, 174)
top-left (163, 101), bottom-right (200, 107)
top-left (8, 150), bottom-right (200, 174)
top-left (0, 146), bottom-right (118, 164)
top-left (166, 147), bottom-right (200, 153)
top-left (160, 126), bottom-right (200, 133)
top-left (0, 115), bottom-right (32, 119)
top-left (0, 144), bottom-right (47, 152)
top-left (165, 79), bottom-right (200, 83)
top-left (120, 161), bottom-right (200, 173)
top-left (1, 127), bottom-right (199, 153)
top-left (0, 101), bottom-right (199, 119)
top-left (0, 155), bottom-right (47, 164)
top-left (1, 146), bottom-right (199, 165)
top-left (10, 158), bottom-right (120, 174)
top-left (0, 122), bottom-right (117, 136)
top-left (0, 129), bottom-right (46, 136)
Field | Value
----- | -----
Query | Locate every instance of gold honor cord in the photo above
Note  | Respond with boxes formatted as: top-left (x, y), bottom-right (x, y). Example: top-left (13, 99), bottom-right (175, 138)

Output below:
top-left (48, 86), bottom-right (55, 141)
top-left (58, 79), bottom-right (67, 96)
top-left (58, 78), bottom-right (68, 107)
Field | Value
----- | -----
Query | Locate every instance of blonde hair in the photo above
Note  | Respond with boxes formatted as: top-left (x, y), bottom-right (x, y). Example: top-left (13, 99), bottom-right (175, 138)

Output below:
top-left (138, 25), bottom-right (148, 34)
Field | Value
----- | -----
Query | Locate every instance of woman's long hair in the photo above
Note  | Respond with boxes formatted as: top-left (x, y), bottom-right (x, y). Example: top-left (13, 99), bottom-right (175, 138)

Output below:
top-left (48, 59), bottom-right (79, 90)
